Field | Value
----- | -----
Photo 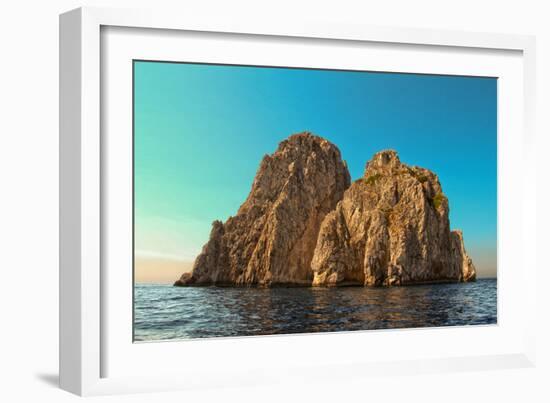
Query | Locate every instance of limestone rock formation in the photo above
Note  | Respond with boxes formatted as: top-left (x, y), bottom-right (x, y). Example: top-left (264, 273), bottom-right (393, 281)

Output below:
top-left (175, 133), bottom-right (477, 288)
top-left (174, 132), bottom-right (351, 286)
top-left (311, 150), bottom-right (476, 286)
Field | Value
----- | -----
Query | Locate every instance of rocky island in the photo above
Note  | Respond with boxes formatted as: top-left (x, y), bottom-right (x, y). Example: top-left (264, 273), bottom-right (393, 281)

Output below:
top-left (175, 132), bottom-right (475, 287)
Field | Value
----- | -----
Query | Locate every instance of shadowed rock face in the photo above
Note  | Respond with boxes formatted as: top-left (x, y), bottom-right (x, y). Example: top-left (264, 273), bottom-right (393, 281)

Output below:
top-left (311, 150), bottom-right (476, 286)
top-left (175, 135), bottom-right (476, 288)
top-left (175, 132), bottom-right (351, 287)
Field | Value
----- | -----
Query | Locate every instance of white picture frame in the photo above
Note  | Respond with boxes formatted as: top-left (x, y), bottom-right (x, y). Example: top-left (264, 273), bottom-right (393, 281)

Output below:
top-left (59, 6), bottom-right (537, 396)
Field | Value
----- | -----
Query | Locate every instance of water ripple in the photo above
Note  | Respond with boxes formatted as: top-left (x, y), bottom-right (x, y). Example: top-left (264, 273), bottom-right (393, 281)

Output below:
top-left (134, 279), bottom-right (497, 342)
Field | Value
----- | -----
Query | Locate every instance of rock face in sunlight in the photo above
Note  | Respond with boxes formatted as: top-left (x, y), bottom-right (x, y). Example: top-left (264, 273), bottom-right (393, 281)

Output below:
top-left (174, 132), bottom-right (351, 286)
top-left (174, 134), bottom-right (476, 287)
top-left (311, 150), bottom-right (476, 286)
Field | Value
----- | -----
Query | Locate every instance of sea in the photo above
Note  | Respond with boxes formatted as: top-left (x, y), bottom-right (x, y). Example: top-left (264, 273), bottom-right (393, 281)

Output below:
top-left (134, 278), bottom-right (497, 342)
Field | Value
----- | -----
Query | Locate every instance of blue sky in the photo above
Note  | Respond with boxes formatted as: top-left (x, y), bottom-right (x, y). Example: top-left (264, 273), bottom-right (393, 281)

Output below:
top-left (134, 61), bottom-right (497, 277)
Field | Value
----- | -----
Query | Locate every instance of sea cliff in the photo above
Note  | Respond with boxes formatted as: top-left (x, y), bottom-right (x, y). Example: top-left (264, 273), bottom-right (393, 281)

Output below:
top-left (175, 132), bottom-right (475, 287)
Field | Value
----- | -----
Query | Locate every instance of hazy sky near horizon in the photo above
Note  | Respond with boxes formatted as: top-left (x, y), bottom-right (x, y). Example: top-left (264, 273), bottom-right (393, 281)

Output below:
top-left (134, 61), bottom-right (497, 281)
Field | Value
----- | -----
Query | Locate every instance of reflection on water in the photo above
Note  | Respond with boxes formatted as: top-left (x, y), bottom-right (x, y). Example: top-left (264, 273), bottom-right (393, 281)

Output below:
top-left (134, 278), bottom-right (496, 341)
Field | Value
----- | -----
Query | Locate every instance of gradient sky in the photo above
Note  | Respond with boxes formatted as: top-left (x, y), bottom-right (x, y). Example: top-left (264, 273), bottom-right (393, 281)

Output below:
top-left (134, 61), bottom-right (497, 280)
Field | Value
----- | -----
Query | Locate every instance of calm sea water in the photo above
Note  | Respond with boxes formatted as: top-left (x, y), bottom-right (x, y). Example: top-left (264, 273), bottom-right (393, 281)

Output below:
top-left (134, 278), bottom-right (497, 342)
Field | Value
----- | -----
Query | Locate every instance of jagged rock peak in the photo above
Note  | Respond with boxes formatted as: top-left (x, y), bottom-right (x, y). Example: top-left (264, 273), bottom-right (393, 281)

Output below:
top-left (281, 131), bottom-right (338, 148)
top-left (364, 149), bottom-right (401, 175)
top-left (267, 132), bottom-right (347, 169)
top-left (175, 131), bottom-right (351, 287)
top-left (311, 150), bottom-right (476, 287)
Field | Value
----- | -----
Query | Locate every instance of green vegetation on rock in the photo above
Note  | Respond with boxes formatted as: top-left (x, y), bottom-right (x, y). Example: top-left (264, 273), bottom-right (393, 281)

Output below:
top-left (432, 192), bottom-right (445, 210)
top-left (365, 173), bottom-right (382, 185)
top-left (417, 175), bottom-right (429, 183)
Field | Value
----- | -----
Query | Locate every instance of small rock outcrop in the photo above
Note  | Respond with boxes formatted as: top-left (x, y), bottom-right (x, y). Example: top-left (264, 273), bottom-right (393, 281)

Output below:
top-left (311, 150), bottom-right (476, 286)
top-left (175, 132), bottom-right (351, 286)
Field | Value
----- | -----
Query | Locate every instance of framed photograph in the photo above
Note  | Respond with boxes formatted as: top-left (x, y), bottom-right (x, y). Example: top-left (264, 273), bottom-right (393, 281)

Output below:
top-left (60, 7), bottom-right (537, 396)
